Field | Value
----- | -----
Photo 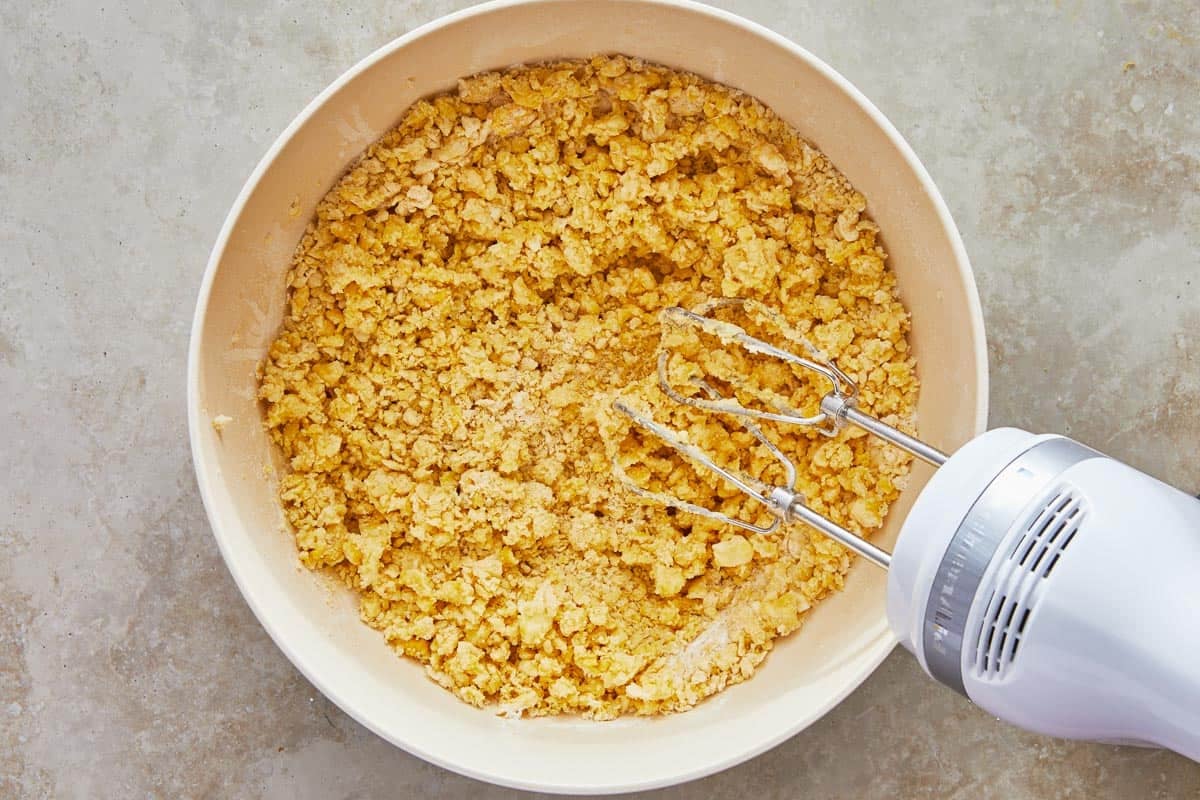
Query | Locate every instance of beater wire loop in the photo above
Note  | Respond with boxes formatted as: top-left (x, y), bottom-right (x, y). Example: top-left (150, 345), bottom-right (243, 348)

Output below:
top-left (656, 299), bottom-right (858, 437)
top-left (612, 377), bottom-right (798, 534)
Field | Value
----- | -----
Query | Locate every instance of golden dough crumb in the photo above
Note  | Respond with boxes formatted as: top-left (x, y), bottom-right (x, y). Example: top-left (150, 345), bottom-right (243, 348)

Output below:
top-left (259, 55), bottom-right (918, 718)
top-left (712, 536), bottom-right (755, 568)
top-left (211, 414), bottom-right (233, 433)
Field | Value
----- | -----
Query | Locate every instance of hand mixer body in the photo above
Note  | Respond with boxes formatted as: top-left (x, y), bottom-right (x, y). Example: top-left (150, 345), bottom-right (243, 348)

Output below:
top-left (890, 428), bottom-right (1200, 759)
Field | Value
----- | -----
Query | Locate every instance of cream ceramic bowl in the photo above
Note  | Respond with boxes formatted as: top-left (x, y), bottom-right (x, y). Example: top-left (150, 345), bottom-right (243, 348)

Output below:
top-left (188, 0), bottom-right (987, 792)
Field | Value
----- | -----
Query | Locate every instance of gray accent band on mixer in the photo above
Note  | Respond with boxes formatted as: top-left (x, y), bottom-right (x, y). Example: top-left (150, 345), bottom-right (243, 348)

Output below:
top-left (922, 437), bottom-right (1100, 696)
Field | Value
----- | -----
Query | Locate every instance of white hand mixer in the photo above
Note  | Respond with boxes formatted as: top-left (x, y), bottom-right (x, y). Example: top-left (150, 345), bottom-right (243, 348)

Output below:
top-left (614, 298), bottom-right (1200, 761)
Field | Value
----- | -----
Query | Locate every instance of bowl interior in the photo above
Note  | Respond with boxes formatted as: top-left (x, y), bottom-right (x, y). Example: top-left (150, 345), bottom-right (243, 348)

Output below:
top-left (189, 0), bottom-right (985, 792)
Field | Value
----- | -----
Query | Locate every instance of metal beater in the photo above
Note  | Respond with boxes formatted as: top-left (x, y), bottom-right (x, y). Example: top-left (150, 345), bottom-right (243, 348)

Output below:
top-left (614, 297), bottom-right (943, 568)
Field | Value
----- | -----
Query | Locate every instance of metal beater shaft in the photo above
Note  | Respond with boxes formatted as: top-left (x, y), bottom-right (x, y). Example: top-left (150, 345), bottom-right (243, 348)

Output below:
top-left (819, 395), bottom-right (948, 467)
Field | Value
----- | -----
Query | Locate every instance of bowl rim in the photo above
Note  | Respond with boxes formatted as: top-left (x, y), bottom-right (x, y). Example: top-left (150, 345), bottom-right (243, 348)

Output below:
top-left (187, 0), bottom-right (989, 792)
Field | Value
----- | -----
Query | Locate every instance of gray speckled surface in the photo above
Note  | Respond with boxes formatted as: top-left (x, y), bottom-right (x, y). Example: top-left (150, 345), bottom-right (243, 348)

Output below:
top-left (2, 0), bottom-right (1199, 796)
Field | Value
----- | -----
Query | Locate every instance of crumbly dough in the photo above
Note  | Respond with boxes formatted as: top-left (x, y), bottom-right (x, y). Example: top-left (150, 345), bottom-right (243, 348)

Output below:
top-left (258, 55), bottom-right (917, 718)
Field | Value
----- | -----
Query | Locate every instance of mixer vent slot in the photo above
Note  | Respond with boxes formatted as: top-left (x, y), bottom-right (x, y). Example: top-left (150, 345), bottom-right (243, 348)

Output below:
top-left (1008, 487), bottom-right (1086, 580)
top-left (971, 486), bottom-right (1087, 679)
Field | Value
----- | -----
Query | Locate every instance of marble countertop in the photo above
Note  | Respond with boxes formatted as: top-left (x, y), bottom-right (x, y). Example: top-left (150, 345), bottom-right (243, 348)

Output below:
top-left (3, 0), bottom-right (1198, 796)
